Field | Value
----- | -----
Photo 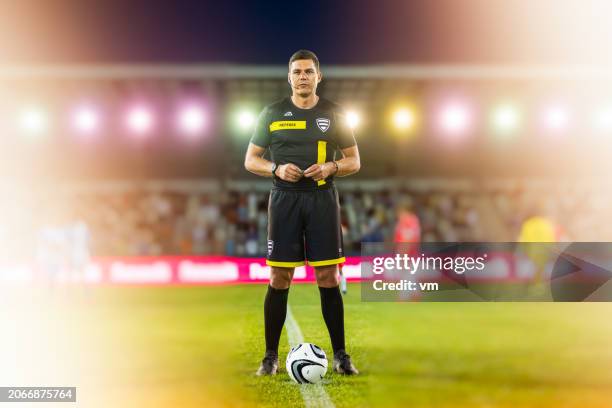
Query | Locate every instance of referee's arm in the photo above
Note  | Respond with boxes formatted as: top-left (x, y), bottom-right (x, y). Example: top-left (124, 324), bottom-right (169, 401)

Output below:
top-left (244, 143), bottom-right (302, 182)
top-left (244, 143), bottom-right (275, 177)
top-left (334, 145), bottom-right (360, 177)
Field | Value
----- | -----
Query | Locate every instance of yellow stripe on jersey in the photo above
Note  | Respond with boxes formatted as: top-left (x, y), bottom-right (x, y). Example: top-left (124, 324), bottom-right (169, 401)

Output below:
top-left (317, 140), bottom-right (327, 186)
top-left (269, 120), bottom-right (306, 132)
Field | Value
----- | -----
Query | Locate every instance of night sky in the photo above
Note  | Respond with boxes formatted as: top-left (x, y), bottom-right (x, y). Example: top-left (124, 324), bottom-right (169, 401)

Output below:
top-left (1, 0), bottom-right (611, 65)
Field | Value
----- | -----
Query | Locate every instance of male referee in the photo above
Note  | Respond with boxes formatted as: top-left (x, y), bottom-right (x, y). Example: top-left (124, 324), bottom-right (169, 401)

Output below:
top-left (244, 50), bottom-right (360, 376)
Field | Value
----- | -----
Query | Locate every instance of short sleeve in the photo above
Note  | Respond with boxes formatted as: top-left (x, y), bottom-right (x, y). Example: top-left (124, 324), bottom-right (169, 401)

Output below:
top-left (334, 110), bottom-right (357, 149)
top-left (250, 107), bottom-right (271, 148)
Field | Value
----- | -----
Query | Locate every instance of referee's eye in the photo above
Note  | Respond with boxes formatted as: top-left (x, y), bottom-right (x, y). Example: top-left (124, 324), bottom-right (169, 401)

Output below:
top-left (292, 69), bottom-right (315, 76)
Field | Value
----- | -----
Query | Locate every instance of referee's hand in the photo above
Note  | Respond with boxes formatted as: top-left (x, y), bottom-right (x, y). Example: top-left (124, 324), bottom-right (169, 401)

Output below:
top-left (303, 163), bottom-right (334, 181)
top-left (276, 163), bottom-right (303, 182)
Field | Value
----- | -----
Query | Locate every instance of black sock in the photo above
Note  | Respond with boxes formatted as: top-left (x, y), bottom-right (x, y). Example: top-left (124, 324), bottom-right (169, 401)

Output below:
top-left (319, 286), bottom-right (345, 354)
top-left (264, 285), bottom-right (289, 354)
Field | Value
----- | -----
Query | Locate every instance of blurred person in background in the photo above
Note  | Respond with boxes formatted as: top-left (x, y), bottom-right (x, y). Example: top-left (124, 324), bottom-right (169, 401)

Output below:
top-left (394, 200), bottom-right (421, 244)
top-left (518, 202), bottom-right (566, 291)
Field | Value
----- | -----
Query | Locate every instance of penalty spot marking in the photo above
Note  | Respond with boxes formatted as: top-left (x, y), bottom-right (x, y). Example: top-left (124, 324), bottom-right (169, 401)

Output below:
top-left (285, 305), bottom-right (335, 408)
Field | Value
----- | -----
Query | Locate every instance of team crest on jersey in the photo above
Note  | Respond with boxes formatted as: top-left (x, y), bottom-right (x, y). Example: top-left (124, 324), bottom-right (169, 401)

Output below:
top-left (267, 240), bottom-right (274, 256)
top-left (316, 118), bottom-right (330, 132)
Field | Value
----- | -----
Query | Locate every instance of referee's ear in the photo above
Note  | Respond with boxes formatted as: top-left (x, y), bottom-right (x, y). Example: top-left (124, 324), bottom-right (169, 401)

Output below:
top-left (317, 70), bottom-right (322, 84)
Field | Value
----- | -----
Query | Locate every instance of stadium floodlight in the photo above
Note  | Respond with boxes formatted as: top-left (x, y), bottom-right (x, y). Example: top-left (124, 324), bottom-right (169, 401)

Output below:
top-left (72, 107), bottom-right (100, 134)
top-left (392, 107), bottom-right (416, 130)
top-left (593, 105), bottom-right (612, 133)
top-left (491, 103), bottom-right (521, 135)
top-left (126, 106), bottom-right (154, 135)
top-left (18, 107), bottom-right (48, 136)
top-left (178, 105), bottom-right (206, 136)
top-left (541, 104), bottom-right (570, 132)
top-left (346, 110), bottom-right (361, 129)
top-left (438, 103), bottom-right (472, 135)
top-left (236, 109), bottom-right (256, 131)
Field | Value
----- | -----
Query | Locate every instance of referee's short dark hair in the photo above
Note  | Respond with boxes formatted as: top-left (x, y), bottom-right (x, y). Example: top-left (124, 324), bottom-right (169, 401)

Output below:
top-left (289, 50), bottom-right (320, 72)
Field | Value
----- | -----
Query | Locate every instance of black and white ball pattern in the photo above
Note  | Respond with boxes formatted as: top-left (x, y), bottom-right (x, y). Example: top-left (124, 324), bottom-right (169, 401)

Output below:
top-left (286, 343), bottom-right (328, 384)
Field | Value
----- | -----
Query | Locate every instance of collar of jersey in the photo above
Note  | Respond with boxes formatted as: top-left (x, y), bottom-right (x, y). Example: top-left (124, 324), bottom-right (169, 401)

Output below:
top-left (288, 96), bottom-right (320, 111)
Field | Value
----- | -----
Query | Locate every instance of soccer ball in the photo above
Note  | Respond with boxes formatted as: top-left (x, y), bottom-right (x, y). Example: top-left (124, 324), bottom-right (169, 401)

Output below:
top-left (286, 343), bottom-right (328, 384)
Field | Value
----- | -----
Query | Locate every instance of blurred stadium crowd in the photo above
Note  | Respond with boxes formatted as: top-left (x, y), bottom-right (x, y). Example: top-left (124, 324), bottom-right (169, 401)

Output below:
top-left (4, 178), bottom-right (608, 260)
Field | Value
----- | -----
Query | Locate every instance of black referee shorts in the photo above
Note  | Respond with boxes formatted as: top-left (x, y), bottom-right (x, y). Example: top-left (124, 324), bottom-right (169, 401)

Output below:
top-left (266, 186), bottom-right (345, 268)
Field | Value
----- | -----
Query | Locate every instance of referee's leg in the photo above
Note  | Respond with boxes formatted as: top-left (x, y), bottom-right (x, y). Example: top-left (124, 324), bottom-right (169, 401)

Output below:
top-left (315, 265), bottom-right (344, 352)
top-left (257, 267), bottom-right (294, 375)
top-left (266, 266), bottom-right (294, 352)
top-left (271, 266), bottom-right (294, 289)
top-left (315, 264), bottom-right (359, 375)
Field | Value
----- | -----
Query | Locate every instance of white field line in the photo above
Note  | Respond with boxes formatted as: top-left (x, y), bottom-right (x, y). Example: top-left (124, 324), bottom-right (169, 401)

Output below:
top-left (285, 305), bottom-right (335, 408)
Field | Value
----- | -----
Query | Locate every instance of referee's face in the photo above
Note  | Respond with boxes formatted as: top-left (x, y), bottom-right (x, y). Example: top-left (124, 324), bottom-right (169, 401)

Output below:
top-left (289, 59), bottom-right (322, 98)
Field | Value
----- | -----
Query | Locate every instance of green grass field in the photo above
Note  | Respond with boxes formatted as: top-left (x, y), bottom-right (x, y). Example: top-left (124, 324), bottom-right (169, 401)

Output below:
top-left (18, 283), bottom-right (612, 407)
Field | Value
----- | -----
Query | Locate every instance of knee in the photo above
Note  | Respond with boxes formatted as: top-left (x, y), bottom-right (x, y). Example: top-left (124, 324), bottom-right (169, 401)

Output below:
top-left (315, 265), bottom-right (339, 288)
top-left (270, 267), bottom-right (294, 289)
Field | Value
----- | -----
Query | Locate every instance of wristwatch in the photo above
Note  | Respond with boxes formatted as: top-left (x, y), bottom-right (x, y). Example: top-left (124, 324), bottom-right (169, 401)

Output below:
top-left (332, 161), bottom-right (339, 175)
top-left (271, 163), bottom-right (278, 177)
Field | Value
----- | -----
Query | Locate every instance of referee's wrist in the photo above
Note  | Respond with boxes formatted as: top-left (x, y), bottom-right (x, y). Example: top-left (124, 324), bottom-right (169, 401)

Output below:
top-left (330, 161), bottom-right (339, 175)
